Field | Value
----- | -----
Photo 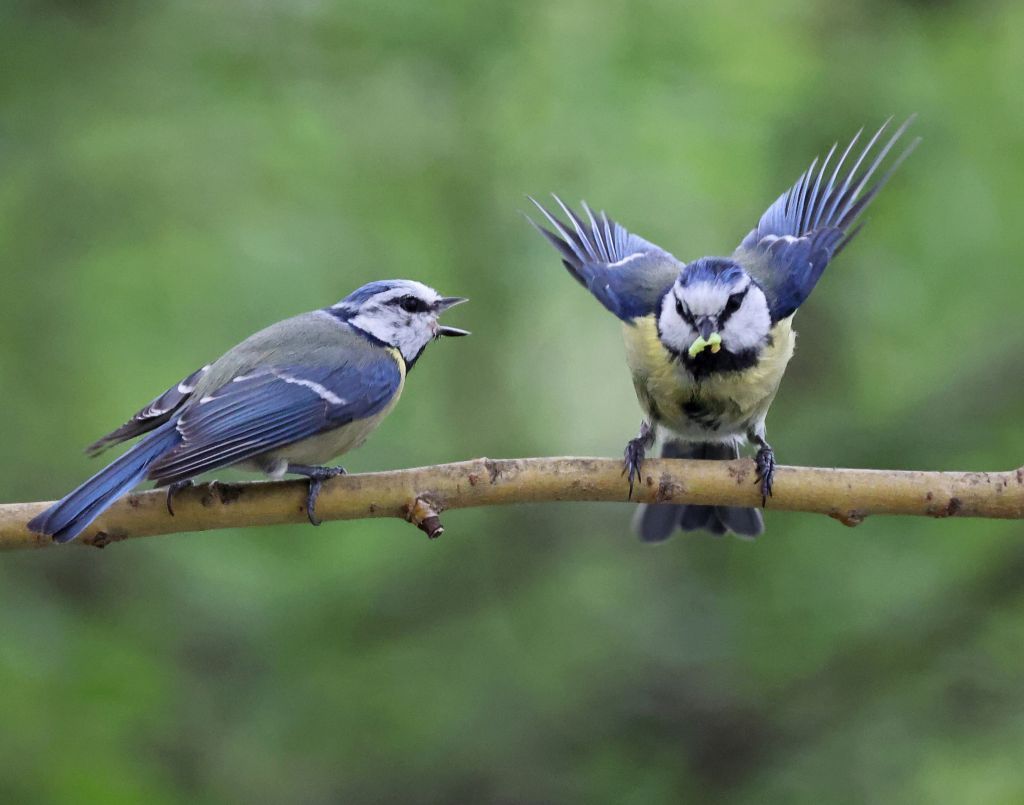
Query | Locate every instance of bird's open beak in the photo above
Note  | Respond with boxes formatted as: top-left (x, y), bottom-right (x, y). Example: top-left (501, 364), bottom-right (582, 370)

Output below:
top-left (435, 296), bottom-right (469, 312)
top-left (438, 325), bottom-right (470, 337)
top-left (434, 297), bottom-right (469, 337)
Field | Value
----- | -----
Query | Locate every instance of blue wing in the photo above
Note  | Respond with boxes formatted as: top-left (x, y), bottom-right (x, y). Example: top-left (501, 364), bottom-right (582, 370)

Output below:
top-left (734, 117), bottom-right (919, 322)
top-left (528, 196), bottom-right (684, 322)
top-left (148, 357), bottom-right (402, 485)
top-left (86, 364), bottom-right (211, 456)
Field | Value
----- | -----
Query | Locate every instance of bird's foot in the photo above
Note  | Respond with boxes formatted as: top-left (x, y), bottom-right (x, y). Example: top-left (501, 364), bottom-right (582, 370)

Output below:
top-left (289, 465), bottom-right (348, 526)
top-left (623, 439), bottom-right (646, 499)
top-left (622, 421), bottom-right (654, 499)
top-left (754, 444), bottom-right (775, 506)
top-left (166, 479), bottom-right (195, 516)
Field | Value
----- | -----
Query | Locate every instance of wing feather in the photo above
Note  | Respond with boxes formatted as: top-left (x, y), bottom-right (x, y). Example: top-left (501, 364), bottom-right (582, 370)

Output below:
top-left (528, 196), bottom-right (683, 321)
top-left (737, 117), bottom-right (919, 322)
top-left (85, 364), bottom-right (211, 456)
top-left (149, 359), bottom-right (401, 485)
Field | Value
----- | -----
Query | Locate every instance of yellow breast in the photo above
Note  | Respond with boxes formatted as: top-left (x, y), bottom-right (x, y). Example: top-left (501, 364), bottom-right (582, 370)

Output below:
top-left (621, 315), bottom-right (795, 438)
top-left (387, 346), bottom-right (409, 386)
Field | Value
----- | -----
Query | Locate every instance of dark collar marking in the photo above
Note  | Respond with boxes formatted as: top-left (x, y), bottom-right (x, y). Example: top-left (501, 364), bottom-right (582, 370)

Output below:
top-left (680, 346), bottom-right (761, 379)
top-left (717, 286), bottom-right (749, 328)
top-left (655, 312), bottom-right (763, 379)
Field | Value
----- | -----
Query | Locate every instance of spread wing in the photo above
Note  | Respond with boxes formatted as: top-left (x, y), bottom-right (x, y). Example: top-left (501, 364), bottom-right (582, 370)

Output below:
top-left (85, 364), bottom-right (211, 456)
top-left (734, 116), bottom-right (919, 322)
top-left (528, 196), bottom-right (684, 322)
top-left (148, 357), bottom-right (402, 486)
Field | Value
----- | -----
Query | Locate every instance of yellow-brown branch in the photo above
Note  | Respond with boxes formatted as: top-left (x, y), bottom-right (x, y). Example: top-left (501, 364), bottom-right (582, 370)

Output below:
top-left (2, 457), bottom-right (1022, 551)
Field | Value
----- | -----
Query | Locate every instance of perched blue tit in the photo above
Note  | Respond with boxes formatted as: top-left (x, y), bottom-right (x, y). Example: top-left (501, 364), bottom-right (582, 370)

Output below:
top-left (530, 118), bottom-right (918, 540)
top-left (29, 280), bottom-right (469, 543)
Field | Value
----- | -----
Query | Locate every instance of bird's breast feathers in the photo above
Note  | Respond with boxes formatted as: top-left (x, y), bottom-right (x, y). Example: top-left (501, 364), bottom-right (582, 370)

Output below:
top-left (622, 315), bottom-right (795, 439)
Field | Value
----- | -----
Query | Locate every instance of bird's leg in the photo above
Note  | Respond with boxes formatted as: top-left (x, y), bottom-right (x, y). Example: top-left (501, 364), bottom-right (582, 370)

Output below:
top-left (747, 429), bottom-right (775, 506)
top-left (287, 464), bottom-right (348, 526)
top-left (623, 420), bottom-right (656, 499)
top-left (165, 479), bottom-right (195, 516)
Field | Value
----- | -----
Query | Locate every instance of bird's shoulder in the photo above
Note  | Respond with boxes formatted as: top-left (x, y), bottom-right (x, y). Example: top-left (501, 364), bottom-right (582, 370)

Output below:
top-left (194, 311), bottom-right (401, 396)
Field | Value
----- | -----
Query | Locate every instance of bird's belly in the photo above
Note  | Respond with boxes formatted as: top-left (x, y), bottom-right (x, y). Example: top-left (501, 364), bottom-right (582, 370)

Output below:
top-left (622, 316), bottom-right (795, 441)
top-left (272, 413), bottom-right (389, 465)
top-left (640, 375), bottom-right (765, 440)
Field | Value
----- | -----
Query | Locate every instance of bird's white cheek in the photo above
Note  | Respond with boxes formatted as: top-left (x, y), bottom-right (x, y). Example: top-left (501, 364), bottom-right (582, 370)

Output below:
top-left (722, 299), bottom-right (771, 352)
top-left (393, 321), bottom-right (435, 363)
top-left (658, 314), bottom-right (695, 353)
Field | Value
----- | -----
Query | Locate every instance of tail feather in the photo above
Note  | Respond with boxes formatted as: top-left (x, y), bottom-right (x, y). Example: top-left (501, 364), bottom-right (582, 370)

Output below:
top-left (678, 502), bottom-right (729, 535)
top-left (630, 501), bottom-right (680, 542)
top-left (28, 424), bottom-right (181, 543)
top-left (633, 440), bottom-right (764, 541)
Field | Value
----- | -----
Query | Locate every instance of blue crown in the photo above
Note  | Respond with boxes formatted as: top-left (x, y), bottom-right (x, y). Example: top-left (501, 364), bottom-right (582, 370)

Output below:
top-left (679, 257), bottom-right (746, 287)
top-left (340, 280), bottom-right (409, 307)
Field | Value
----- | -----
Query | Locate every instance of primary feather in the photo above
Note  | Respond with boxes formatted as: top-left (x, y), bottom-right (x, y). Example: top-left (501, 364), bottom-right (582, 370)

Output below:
top-left (735, 116), bottom-right (920, 321)
top-left (86, 364), bottom-right (210, 456)
top-left (527, 196), bottom-right (683, 321)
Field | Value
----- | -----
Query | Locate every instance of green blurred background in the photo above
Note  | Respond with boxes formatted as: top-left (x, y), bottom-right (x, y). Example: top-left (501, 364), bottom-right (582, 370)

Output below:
top-left (2, 0), bottom-right (1023, 802)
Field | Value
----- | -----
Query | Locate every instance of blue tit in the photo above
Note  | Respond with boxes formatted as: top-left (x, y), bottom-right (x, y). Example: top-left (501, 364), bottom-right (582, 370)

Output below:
top-left (530, 118), bottom-right (918, 540)
top-left (29, 280), bottom-right (469, 543)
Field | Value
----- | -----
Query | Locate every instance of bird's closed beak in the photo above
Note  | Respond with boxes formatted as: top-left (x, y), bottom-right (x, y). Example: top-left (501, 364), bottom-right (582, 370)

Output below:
top-left (688, 318), bottom-right (722, 358)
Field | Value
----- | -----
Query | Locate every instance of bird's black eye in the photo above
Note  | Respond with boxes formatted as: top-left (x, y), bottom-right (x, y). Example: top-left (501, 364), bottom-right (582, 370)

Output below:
top-left (397, 296), bottom-right (427, 313)
top-left (721, 290), bottom-right (746, 321)
top-left (674, 297), bottom-right (694, 324)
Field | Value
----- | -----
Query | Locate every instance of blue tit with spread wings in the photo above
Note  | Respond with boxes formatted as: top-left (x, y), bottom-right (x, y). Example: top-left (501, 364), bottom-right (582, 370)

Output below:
top-left (29, 280), bottom-right (469, 543)
top-left (530, 117), bottom-right (918, 540)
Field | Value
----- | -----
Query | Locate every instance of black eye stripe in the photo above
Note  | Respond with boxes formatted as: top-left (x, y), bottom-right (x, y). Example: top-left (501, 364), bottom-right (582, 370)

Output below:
top-left (673, 294), bottom-right (694, 323)
top-left (393, 295), bottom-right (429, 313)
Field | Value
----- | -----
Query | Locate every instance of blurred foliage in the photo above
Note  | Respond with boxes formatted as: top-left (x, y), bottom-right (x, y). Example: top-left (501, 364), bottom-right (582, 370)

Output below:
top-left (1, 0), bottom-right (1024, 802)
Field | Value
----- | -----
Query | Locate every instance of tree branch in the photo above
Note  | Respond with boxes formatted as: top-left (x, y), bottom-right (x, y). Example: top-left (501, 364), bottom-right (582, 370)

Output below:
top-left (2, 457), bottom-right (1022, 551)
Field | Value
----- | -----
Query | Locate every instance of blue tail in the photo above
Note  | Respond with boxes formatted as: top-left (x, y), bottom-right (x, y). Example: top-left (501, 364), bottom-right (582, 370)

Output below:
top-left (633, 440), bottom-right (764, 541)
top-left (28, 423), bottom-right (181, 543)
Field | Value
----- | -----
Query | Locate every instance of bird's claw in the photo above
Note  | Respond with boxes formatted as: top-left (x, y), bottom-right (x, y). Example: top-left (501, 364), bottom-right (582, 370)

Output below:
top-left (304, 467), bottom-right (347, 526)
top-left (754, 445), bottom-right (775, 507)
top-left (166, 479), bottom-right (195, 516)
top-left (623, 438), bottom-right (647, 500)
